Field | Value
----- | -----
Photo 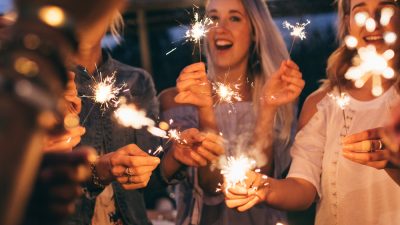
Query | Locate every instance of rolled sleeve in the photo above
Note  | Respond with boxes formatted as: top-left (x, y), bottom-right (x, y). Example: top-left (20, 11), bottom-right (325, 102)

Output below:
top-left (287, 105), bottom-right (327, 198)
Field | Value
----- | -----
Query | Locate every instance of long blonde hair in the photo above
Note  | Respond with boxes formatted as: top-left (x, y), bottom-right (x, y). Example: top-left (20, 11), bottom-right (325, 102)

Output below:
top-left (205, 0), bottom-right (295, 144)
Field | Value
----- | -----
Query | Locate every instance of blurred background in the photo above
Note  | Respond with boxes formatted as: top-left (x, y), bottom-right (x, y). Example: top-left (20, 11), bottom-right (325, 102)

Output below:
top-left (0, 0), bottom-right (338, 224)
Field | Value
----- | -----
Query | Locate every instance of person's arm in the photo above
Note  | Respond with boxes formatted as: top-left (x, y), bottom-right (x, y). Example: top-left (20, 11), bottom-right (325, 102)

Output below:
top-left (224, 88), bottom-right (329, 211)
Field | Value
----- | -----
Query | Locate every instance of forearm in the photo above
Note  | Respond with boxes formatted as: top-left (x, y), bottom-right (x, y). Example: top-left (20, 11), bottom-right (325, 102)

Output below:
top-left (253, 106), bottom-right (278, 176)
top-left (198, 106), bottom-right (218, 132)
top-left (265, 177), bottom-right (316, 211)
top-left (160, 148), bottom-right (184, 180)
top-left (198, 165), bottom-right (223, 195)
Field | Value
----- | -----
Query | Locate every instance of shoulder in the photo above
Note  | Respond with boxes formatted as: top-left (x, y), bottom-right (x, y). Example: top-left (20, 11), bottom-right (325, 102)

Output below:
top-left (111, 60), bottom-right (155, 92)
top-left (158, 87), bottom-right (181, 112)
top-left (298, 87), bottom-right (330, 130)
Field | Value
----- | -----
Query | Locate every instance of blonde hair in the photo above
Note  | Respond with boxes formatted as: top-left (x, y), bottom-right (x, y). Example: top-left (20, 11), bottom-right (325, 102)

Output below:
top-left (325, 0), bottom-right (400, 90)
top-left (206, 0), bottom-right (294, 144)
top-left (109, 11), bottom-right (124, 42)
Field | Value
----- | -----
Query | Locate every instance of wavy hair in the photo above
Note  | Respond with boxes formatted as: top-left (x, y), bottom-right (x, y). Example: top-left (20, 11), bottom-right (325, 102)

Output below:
top-left (205, 0), bottom-right (294, 144)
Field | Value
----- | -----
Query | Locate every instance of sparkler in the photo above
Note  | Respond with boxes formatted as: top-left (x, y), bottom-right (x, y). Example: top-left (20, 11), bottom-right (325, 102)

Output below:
top-left (345, 45), bottom-right (395, 96)
top-left (81, 70), bottom-right (128, 111)
top-left (212, 82), bottom-right (242, 105)
top-left (166, 6), bottom-right (214, 61)
top-left (282, 19), bottom-right (311, 54)
top-left (220, 155), bottom-right (257, 191)
top-left (114, 102), bottom-right (156, 129)
top-left (328, 92), bottom-right (350, 110)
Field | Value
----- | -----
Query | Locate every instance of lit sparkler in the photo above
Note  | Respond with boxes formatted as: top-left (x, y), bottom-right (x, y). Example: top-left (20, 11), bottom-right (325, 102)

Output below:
top-left (283, 19), bottom-right (311, 54)
top-left (220, 155), bottom-right (257, 191)
top-left (166, 6), bottom-right (214, 61)
top-left (345, 45), bottom-right (395, 96)
top-left (82, 70), bottom-right (128, 111)
top-left (212, 82), bottom-right (242, 104)
top-left (114, 102), bottom-right (156, 129)
top-left (328, 92), bottom-right (350, 110)
top-left (148, 146), bottom-right (164, 156)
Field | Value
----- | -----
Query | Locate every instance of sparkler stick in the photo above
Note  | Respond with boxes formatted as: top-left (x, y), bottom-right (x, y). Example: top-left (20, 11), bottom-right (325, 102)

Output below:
top-left (282, 19), bottom-right (311, 54)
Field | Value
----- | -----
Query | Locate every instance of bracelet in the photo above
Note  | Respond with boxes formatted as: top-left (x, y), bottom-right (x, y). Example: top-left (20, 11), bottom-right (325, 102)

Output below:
top-left (90, 161), bottom-right (105, 189)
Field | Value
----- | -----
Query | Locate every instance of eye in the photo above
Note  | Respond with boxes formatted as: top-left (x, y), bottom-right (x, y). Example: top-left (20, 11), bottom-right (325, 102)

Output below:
top-left (209, 15), bottom-right (219, 22)
top-left (230, 16), bottom-right (241, 22)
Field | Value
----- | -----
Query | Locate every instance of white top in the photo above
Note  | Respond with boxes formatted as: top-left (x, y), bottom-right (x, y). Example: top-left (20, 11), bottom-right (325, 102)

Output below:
top-left (287, 86), bottom-right (400, 225)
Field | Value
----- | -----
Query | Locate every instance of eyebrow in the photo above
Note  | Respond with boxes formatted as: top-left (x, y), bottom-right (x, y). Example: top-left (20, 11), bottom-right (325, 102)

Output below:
top-left (352, 2), bottom-right (366, 11)
top-left (229, 10), bottom-right (245, 16)
top-left (207, 9), bottom-right (218, 13)
top-left (379, 1), bottom-right (397, 6)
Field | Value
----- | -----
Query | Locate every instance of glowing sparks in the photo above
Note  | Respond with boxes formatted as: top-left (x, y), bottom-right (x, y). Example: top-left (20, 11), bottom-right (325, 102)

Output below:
top-left (345, 45), bottom-right (395, 96)
top-left (328, 92), bottom-right (350, 110)
top-left (114, 103), bottom-right (155, 129)
top-left (148, 146), bottom-right (164, 156)
top-left (283, 20), bottom-right (311, 41)
top-left (220, 155), bottom-right (257, 191)
top-left (166, 6), bottom-right (214, 57)
top-left (82, 70), bottom-right (128, 111)
top-left (185, 11), bottom-right (213, 44)
top-left (213, 82), bottom-right (242, 104)
top-left (355, 12), bottom-right (369, 27)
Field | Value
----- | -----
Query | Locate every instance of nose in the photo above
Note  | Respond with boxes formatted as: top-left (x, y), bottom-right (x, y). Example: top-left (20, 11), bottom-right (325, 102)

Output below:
top-left (213, 19), bottom-right (229, 34)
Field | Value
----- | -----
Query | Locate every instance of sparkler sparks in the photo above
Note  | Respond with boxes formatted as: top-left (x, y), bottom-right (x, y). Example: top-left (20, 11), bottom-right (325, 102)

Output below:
top-left (213, 82), bottom-right (242, 104)
top-left (328, 92), bottom-right (350, 110)
top-left (82, 70), bottom-right (128, 111)
top-left (283, 20), bottom-right (311, 41)
top-left (345, 45), bottom-right (395, 96)
top-left (220, 155), bottom-right (257, 191)
top-left (114, 102), bottom-right (156, 129)
top-left (166, 6), bottom-right (214, 60)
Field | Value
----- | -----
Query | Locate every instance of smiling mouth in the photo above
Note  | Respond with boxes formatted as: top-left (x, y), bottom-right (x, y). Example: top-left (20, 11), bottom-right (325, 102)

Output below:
top-left (363, 35), bottom-right (384, 43)
top-left (215, 40), bottom-right (233, 50)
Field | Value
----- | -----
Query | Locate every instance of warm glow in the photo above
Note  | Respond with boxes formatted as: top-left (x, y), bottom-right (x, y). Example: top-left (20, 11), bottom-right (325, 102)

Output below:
top-left (38, 6), bottom-right (66, 27)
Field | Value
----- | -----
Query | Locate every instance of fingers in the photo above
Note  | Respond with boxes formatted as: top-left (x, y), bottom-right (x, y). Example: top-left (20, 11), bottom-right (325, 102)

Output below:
top-left (342, 150), bottom-right (389, 162)
top-left (177, 79), bottom-right (203, 92)
top-left (177, 71), bottom-right (208, 82)
top-left (227, 185), bottom-right (249, 195)
top-left (281, 75), bottom-right (305, 89)
top-left (111, 165), bottom-right (157, 177)
top-left (343, 140), bottom-right (384, 153)
top-left (195, 146), bottom-right (219, 162)
top-left (44, 127), bottom-right (86, 152)
top-left (116, 173), bottom-right (152, 185)
top-left (180, 62), bottom-right (206, 74)
top-left (189, 150), bottom-right (208, 166)
top-left (237, 196), bottom-right (259, 212)
top-left (343, 128), bottom-right (382, 144)
top-left (225, 195), bottom-right (255, 209)
top-left (285, 59), bottom-right (300, 71)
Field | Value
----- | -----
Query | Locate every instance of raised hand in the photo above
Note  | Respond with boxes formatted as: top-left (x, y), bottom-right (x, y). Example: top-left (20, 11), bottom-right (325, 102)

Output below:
top-left (262, 60), bottom-right (305, 106)
top-left (175, 63), bottom-right (213, 108)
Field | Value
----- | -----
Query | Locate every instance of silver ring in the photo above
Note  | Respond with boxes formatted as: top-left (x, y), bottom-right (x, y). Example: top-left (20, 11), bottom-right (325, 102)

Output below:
top-left (125, 167), bottom-right (134, 176)
top-left (378, 140), bottom-right (384, 150)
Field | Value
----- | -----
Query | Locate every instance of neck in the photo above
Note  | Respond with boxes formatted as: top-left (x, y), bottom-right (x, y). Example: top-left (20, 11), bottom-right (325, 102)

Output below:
top-left (74, 44), bottom-right (102, 74)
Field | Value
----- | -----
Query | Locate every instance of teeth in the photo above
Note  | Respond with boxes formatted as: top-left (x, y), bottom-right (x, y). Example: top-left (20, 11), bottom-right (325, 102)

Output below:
top-left (365, 36), bottom-right (383, 41)
top-left (216, 40), bottom-right (233, 47)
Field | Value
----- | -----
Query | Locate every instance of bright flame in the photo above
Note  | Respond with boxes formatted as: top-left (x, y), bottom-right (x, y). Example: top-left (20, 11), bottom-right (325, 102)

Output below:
top-left (38, 6), bottom-right (66, 27)
top-left (220, 155), bottom-right (257, 190)
top-left (365, 18), bottom-right (377, 32)
top-left (345, 35), bottom-right (358, 49)
top-left (384, 32), bottom-right (397, 45)
top-left (380, 7), bottom-right (395, 26)
top-left (283, 20), bottom-right (311, 40)
top-left (82, 71), bottom-right (128, 111)
top-left (345, 45), bottom-right (395, 96)
top-left (114, 103), bottom-right (155, 129)
top-left (328, 92), bottom-right (350, 110)
top-left (213, 82), bottom-right (242, 104)
top-left (355, 12), bottom-right (369, 27)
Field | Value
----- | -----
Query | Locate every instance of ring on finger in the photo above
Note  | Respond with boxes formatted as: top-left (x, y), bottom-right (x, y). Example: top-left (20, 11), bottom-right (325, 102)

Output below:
top-left (125, 167), bottom-right (134, 176)
top-left (378, 140), bottom-right (384, 150)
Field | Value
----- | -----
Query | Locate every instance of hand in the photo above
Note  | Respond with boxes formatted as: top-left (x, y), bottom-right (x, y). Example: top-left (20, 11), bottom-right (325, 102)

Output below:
top-left (64, 72), bottom-right (81, 115)
top-left (261, 60), bottom-right (305, 107)
top-left (43, 126), bottom-right (86, 153)
top-left (224, 171), bottom-right (269, 212)
top-left (25, 147), bottom-right (96, 223)
top-left (175, 63), bottom-right (213, 108)
top-left (342, 128), bottom-right (392, 169)
top-left (171, 128), bottom-right (224, 167)
top-left (95, 144), bottom-right (160, 190)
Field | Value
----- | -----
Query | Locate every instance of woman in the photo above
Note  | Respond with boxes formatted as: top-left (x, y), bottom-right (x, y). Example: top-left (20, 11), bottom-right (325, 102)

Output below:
top-left (159, 0), bottom-right (304, 224)
top-left (66, 10), bottom-right (161, 225)
top-left (224, 0), bottom-right (400, 224)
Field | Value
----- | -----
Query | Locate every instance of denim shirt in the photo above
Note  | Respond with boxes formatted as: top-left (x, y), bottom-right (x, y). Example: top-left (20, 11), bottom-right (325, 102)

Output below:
top-left (67, 52), bottom-right (161, 225)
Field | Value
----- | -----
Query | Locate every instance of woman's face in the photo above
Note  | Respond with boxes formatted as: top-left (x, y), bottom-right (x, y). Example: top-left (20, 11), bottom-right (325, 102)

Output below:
top-left (348, 0), bottom-right (400, 52)
top-left (206, 0), bottom-right (253, 70)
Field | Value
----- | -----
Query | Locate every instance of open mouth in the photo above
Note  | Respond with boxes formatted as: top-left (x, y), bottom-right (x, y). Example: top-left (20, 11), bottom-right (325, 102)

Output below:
top-left (215, 40), bottom-right (233, 50)
top-left (363, 35), bottom-right (384, 43)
